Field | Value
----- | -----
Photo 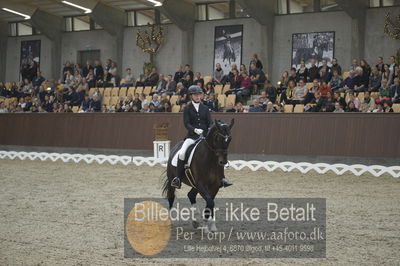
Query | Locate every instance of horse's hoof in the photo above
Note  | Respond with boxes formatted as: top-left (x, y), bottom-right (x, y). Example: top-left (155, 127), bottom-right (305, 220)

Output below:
top-left (192, 220), bottom-right (200, 229)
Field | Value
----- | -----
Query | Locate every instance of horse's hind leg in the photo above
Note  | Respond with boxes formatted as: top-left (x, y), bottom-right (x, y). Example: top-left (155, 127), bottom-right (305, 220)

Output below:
top-left (188, 188), bottom-right (201, 229)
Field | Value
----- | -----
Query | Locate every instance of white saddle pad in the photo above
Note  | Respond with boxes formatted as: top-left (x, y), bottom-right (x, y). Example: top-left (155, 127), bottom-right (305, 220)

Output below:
top-left (172, 141), bottom-right (202, 167)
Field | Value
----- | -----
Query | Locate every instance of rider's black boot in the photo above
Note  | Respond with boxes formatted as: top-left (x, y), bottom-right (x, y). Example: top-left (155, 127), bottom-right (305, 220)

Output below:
top-left (220, 178), bottom-right (233, 188)
top-left (171, 159), bottom-right (185, 189)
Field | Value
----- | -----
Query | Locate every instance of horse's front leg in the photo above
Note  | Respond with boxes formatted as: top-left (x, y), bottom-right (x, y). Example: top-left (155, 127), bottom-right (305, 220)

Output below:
top-left (188, 188), bottom-right (201, 229)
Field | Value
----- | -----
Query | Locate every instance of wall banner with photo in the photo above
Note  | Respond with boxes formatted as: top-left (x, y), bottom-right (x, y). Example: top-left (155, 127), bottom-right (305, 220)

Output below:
top-left (291, 32), bottom-right (335, 68)
top-left (20, 40), bottom-right (41, 69)
top-left (213, 24), bottom-right (243, 75)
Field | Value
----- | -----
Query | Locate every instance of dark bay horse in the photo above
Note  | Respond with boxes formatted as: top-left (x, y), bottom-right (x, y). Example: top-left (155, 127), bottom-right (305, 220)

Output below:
top-left (162, 119), bottom-right (234, 232)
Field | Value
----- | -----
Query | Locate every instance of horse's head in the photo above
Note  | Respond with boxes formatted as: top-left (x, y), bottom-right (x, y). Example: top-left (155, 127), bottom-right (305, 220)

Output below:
top-left (207, 118), bottom-right (234, 166)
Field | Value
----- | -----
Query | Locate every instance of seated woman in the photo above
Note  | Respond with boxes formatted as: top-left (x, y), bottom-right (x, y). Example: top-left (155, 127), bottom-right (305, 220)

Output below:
top-left (292, 79), bottom-right (308, 104)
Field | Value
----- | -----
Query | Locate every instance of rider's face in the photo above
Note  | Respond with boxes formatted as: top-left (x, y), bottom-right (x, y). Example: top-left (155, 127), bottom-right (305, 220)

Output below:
top-left (191, 93), bottom-right (202, 102)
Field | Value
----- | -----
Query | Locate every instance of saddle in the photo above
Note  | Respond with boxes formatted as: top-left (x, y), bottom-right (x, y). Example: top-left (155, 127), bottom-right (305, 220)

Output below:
top-left (171, 138), bottom-right (203, 168)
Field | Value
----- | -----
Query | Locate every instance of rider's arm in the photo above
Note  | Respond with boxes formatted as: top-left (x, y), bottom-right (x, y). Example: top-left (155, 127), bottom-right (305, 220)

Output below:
top-left (183, 106), bottom-right (195, 134)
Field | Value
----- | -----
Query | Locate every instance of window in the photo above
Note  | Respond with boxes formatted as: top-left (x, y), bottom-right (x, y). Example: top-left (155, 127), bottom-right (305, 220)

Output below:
top-left (277, 0), bottom-right (288, 14)
top-left (18, 21), bottom-right (33, 36)
top-left (369, 0), bottom-right (400, 7)
top-left (289, 0), bottom-right (314, 14)
top-left (65, 17), bottom-right (73, 32)
top-left (197, 4), bottom-right (207, 21)
top-left (160, 12), bottom-right (171, 24)
top-left (320, 0), bottom-right (342, 11)
top-left (9, 23), bottom-right (17, 36)
top-left (73, 16), bottom-right (90, 31)
top-left (136, 9), bottom-right (155, 26)
top-left (208, 2), bottom-right (230, 20)
top-left (235, 2), bottom-right (249, 18)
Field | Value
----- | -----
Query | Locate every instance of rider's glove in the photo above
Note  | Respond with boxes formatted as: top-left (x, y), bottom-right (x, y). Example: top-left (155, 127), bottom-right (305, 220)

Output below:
top-left (194, 128), bottom-right (204, 135)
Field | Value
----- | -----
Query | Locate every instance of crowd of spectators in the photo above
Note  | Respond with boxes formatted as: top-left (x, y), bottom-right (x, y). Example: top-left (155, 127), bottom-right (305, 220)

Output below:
top-left (0, 54), bottom-right (399, 113)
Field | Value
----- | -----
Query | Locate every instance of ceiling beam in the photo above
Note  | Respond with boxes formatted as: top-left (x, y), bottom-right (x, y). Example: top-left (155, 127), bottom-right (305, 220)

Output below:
top-left (156, 0), bottom-right (195, 31)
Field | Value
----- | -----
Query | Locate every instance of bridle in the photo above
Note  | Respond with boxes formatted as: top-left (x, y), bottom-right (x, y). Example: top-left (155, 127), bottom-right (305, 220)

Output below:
top-left (202, 130), bottom-right (231, 155)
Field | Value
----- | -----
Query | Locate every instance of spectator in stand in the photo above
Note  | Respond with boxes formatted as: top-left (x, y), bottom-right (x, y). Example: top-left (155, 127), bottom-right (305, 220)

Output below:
top-left (297, 60), bottom-right (308, 82)
top-left (182, 74), bottom-right (193, 89)
top-left (204, 93), bottom-right (219, 112)
top-left (318, 81), bottom-right (332, 98)
top-left (154, 74), bottom-right (167, 95)
top-left (183, 64), bottom-right (194, 82)
top-left (249, 54), bottom-right (263, 70)
top-left (372, 102), bottom-right (384, 112)
top-left (360, 59), bottom-right (371, 88)
top-left (114, 103), bottom-right (123, 112)
top-left (230, 69), bottom-right (242, 90)
top-left (0, 102), bottom-right (8, 113)
top-left (204, 82), bottom-right (214, 96)
top-left (63, 61), bottom-right (74, 81)
top-left (64, 87), bottom-right (79, 106)
top-left (225, 102), bottom-right (236, 112)
top-left (281, 80), bottom-right (296, 104)
top-left (258, 91), bottom-right (268, 106)
top-left (262, 80), bottom-right (277, 104)
top-left (330, 70), bottom-right (343, 92)
top-left (293, 79), bottom-right (308, 104)
top-left (331, 58), bottom-right (342, 76)
top-left (176, 82), bottom-right (188, 98)
top-left (391, 78), bottom-right (400, 103)
top-left (265, 102), bottom-right (276, 113)
top-left (193, 72), bottom-right (204, 88)
top-left (73, 70), bottom-right (82, 87)
top-left (249, 99), bottom-right (264, 112)
top-left (347, 92), bottom-right (360, 110)
top-left (213, 63), bottom-right (224, 84)
top-left (377, 79), bottom-right (391, 103)
top-left (346, 102), bottom-right (359, 113)
top-left (90, 95), bottom-right (101, 112)
top-left (343, 69), bottom-right (362, 92)
top-left (350, 59), bottom-right (359, 71)
top-left (360, 91), bottom-right (376, 112)
top-left (319, 68), bottom-right (332, 83)
top-left (158, 102), bottom-right (171, 112)
top-left (174, 65), bottom-right (184, 83)
top-left (279, 71), bottom-right (289, 89)
top-left (321, 91), bottom-right (334, 112)
top-left (389, 56), bottom-right (397, 76)
top-left (249, 63), bottom-right (266, 92)
top-left (288, 68), bottom-right (298, 83)
top-left (81, 94), bottom-right (92, 112)
top-left (82, 60), bottom-right (93, 78)
top-left (164, 75), bottom-right (177, 96)
top-left (318, 59), bottom-right (332, 81)
top-left (236, 72), bottom-right (253, 104)
top-left (368, 67), bottom-right (382, 92)
top-left (308, 58), bottom-right (319, 81)
top-left (393, 65), bottom-right (400, 82)
top-left (142, 67), bottom-right (159, 86)
top-left (138, 93), bottom-right (149, 110)
top-left (376, 56), bottom-right (385, 74)
top-left (383, 101), bottom-right (394, 112)
top-left (382, 64), bottom-right (392, 85)
top-left (150, 94), bottom-right (160, 108)
top-left (333, 102), bottom-right (344, 113)
top-left (239, 64), bottom-right (247, 75)
top-left (121, 68), bottom-right (135, 87)
top-left (222, 64), bottom-right (238, 85)
top-left (93, 60), bottom-right (104, 84)
top-left (86, 69), bottom-right (96, 88)
top-left (32, 71), bottom-right (45, 94)
top-left (333, 91), bottom-right (347, 109)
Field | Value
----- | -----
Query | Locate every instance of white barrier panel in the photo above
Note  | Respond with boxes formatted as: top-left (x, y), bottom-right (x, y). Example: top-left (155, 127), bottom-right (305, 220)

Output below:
top-left (0, 150), bottom-right (399, 178)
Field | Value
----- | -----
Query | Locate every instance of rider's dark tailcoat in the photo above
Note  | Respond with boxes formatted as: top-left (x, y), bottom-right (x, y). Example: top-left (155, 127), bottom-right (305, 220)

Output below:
top-left (183, 102), bottom-right (212, 140)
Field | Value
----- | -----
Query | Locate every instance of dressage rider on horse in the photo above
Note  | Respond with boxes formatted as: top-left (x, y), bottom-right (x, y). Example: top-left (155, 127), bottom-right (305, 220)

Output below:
top-left (171, 85), bottom-right (233, 189)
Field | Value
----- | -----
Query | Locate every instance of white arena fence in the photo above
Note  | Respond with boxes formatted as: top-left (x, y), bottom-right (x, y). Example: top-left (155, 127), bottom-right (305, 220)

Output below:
top-left (0, 150), bottom-right (399, 178)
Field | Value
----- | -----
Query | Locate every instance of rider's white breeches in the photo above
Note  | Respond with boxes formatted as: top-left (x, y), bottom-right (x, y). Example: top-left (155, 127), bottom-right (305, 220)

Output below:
top-left (178, 138), bottom-right (195, 160)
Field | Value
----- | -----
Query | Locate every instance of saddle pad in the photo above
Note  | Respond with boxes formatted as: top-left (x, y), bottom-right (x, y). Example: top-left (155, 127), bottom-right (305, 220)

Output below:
top-left (171, 141), bottom-right (202, 168)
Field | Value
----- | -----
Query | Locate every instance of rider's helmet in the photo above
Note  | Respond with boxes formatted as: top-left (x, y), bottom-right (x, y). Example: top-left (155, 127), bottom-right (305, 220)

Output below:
top-left (188, 85), bottom-right (203, 95)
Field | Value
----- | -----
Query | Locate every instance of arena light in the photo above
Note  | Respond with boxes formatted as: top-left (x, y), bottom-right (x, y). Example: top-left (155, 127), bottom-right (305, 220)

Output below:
top-left (61, 1), bottom-right (92, 14)
top-left (1, 8), bottom-right (31, 20)
top-left (146, 0), bottom-right (162, 7)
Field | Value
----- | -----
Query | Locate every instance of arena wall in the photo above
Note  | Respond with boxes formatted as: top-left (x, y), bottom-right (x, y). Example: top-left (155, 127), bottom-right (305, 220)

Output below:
top-left (0, 113), bottom-right (398, 158)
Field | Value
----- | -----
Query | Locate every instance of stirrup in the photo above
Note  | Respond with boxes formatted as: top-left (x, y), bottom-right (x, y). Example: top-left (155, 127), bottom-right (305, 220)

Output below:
top-left (171, 177), bottom-right (181, 189)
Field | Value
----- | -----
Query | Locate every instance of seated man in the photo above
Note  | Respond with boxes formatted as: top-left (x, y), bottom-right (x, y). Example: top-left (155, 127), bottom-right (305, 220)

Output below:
top-left (390, 78), bottom-right (400, 103)
top-left (249, 63), bottom-right (266, 93)
top-left (120, 68), bottom-right (135, 87)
